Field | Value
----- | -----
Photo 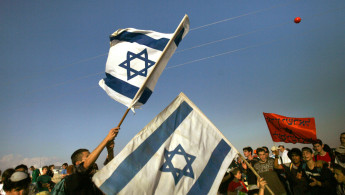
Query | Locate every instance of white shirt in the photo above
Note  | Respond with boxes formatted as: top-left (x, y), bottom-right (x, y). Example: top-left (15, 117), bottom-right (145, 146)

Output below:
top-left (278, 149), bottom-right (291, 165)
top-left (0, 183), bottom-right (6, 195)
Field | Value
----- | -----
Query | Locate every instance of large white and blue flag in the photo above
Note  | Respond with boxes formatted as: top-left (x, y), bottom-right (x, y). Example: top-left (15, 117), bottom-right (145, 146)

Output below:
top-left (99, 15), bottom-right (189, 109)
top-left (93, 92), bottom-right (238, 194)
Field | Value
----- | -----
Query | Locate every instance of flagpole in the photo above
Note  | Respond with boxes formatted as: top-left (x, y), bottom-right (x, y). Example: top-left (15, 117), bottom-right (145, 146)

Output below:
top-left (117, 108), bottom-right (131, 127)
top-left (237, 153), bottom-right (275, 195)
top-left (116, 15), bottom-right (189, 128)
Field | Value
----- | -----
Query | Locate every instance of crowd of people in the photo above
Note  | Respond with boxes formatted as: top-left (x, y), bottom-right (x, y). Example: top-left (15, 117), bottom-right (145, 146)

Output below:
top-left (218, 132), bottom-right (345, 195)
top-left (0, 129), bottom-right (344, 195)
top-left (0, 127), bottom-right (119, 195)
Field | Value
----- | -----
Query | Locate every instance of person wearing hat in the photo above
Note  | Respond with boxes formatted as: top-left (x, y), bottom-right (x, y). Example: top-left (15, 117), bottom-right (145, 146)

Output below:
top-left (2, 169), bottom-right (32, 195)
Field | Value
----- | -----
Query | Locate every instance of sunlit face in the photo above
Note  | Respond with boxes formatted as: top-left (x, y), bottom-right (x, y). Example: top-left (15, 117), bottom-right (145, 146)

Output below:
top-left (75, 151), bottom-right (90, 165)
top-left (334, 169), bottom-right (345, 183)
top-left (234, 171), bottom-right (242, 180)
top-left (313, 143), bottom-right (323, 153)
top-left (243, 150), bottom-right (251, 158)
top-left (302, 150), bottom-right (313, 161)
top-left (279, 146), bottom-right (284, 152)
top-left (81, 151), bottom-right (90, 163)
top-left (42, 167), bottom-right (48, 174)
top-left (258, 151), bottom-right (267, 162)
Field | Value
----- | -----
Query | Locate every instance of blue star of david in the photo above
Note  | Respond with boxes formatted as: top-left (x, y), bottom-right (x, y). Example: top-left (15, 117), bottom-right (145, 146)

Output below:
top-left (118, 49), bottom-right (156, 80)
top-left (160, 144), bottom-right (196, 185)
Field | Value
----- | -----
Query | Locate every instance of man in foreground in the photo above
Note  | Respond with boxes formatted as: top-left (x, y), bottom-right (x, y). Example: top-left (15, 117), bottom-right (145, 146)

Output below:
top-left (254, 148), bottom-right (286, 195)
top-left (301, 147), bottom-right (336, 195)
top-left (62, 127), bottom-right (119, 195)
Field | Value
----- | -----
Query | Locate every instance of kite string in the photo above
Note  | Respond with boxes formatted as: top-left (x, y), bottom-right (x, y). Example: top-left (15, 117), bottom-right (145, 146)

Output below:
top-left (5, 5), bottom-right (345, 99)
top-left (189, 0), bottom-right (300, 31)
top-left (3, 1), bottom-right (299, 87)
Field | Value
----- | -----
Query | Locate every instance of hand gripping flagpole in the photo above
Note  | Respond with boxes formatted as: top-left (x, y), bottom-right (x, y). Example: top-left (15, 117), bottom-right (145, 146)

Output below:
top-left (237, 153), bottom-right (275, 195)
top-left (116, 15), bottom-right (189, 128)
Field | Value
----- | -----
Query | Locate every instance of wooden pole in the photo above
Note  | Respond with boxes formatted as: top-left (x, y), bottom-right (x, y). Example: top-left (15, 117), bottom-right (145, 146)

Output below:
top-left (117, 108), bottom-right (131, 128)
top-left (237, 153), bottom-right (275, 195)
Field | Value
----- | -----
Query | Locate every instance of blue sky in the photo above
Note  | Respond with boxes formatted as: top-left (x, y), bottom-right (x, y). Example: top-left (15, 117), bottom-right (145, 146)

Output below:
top-left (1, 0), bottom-right (344, 170)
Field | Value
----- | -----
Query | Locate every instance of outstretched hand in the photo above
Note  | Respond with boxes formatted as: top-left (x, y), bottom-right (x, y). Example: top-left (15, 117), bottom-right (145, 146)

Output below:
top-left (106, 127), bottom-right (120, 142)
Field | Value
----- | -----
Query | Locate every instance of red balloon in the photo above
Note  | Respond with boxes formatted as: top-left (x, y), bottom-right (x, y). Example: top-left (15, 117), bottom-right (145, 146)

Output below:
top-left (294, 17), bottom-right (301, 23)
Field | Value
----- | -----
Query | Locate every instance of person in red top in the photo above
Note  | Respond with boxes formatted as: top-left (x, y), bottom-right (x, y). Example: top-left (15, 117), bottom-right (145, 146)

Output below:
top-left (312, 139), bottom-right (332, 165)
top-left (227, 167), bottom-right (248, 195)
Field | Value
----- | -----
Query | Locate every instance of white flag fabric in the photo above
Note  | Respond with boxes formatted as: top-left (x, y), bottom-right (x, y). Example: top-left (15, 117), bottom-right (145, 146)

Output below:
top-left (99, 16), bottom-right (189, 109)
top-left (93, 92), bottom-right (238, 194)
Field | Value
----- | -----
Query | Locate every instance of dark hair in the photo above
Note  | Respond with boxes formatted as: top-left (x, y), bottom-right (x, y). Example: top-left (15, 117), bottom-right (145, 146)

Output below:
top-left (14, 164), bottom-right (28, 172)
top-left (3, 169), bottom-right (31, 193)
top-left (278, 145), bottom-right (285, 148)
top-left (256, 148), bottom-right (265, 154)
top-left (302, 147), bottom-right (313, 154)
top-left (312, 139), bottom-right (323, 146)
top-left (42, 166), bottom-right (49, 171)
top-left (243, 147), bottom-right (253, 155)
top-left (262, 146), bottom-right (269, 154)
top-left (71, 148), bottom-right (89, 165)
top-left (287, 148), bottom-right (302, 159)
top-left (230, 167), bottom-right (240, 176)
top-left (62, 163), bottom-right (68, 167)
top-left (341, 132), bottom-right (345, 136)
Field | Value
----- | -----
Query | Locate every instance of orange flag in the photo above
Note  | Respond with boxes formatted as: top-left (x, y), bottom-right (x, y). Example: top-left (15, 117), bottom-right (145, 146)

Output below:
top-left (263, 113), bottom-right (317, 144)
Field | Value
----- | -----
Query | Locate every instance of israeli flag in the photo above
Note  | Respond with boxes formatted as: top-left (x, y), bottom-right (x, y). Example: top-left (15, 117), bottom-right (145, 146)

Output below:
top-left (93, 93), bottom-right (238, 194)
top-left (99, 15), bottom-right (189, 109)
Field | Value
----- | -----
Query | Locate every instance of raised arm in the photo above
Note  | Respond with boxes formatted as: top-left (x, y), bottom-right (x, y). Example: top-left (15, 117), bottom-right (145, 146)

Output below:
top-left (84, 127), bottom-right (119, 170)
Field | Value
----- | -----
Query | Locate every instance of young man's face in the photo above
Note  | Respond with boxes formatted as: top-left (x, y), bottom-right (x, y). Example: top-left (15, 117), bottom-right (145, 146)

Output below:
top-left (258, 151), bottom-right (267, 162)
top-left (243, 150), bottom-right (251, 158)
top-left (279, 146), bottom-right (284, 152)
top-left (313, 143), bottom-right (323, 153)
top-left (42, 168), bottom-right (48, 174)
top-left (81, 151), bottom-right (90, 163)
top-left (290, 154), bottom-right (301, 165)
top-left (302, 150), bottom-right (313, 161)
top-left (334, 169), bottom-right (345, 183)
top-left (234, 171), bottom-right (242, 180)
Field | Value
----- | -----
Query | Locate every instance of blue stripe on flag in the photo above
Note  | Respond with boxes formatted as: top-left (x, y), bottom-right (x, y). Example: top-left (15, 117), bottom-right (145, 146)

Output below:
top-left (137, 87), bottom-right (152, 105)
top-left (174, 27), bottom-right (185, 47)
top-left (99, 101), bottom-right (193, 194)
top-left (103, 73), bottom-right (152, 104)
top-left (110, 31), bottom-right (169, 51)
top-left (187, 139), bottom-right (231, 195)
